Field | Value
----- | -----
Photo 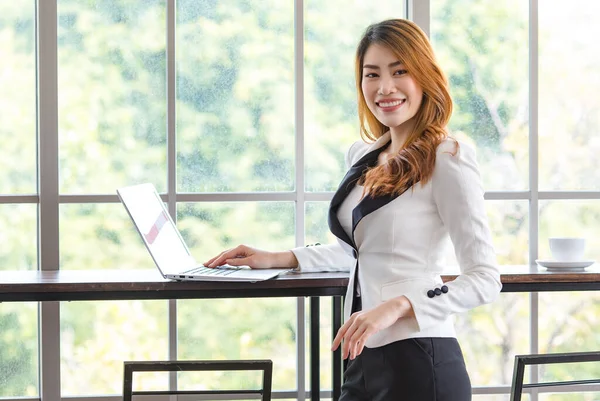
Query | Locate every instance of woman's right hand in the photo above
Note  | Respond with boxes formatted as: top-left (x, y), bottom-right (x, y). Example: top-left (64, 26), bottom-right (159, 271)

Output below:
top-left (203, 245), bottom-right (298, 270)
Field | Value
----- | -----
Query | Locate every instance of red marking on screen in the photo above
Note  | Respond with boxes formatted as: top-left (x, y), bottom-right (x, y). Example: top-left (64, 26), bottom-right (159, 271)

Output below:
top-left (144, 210), bottom-right (169, 244)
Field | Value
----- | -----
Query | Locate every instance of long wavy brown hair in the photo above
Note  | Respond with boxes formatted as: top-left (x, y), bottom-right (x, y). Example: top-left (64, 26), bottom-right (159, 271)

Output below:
top-left (355, 19), bottom-right (455, 197)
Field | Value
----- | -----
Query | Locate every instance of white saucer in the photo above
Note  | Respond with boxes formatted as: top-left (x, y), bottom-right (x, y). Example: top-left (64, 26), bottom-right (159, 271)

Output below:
top-left (535, 259), bottom-right (595, 271)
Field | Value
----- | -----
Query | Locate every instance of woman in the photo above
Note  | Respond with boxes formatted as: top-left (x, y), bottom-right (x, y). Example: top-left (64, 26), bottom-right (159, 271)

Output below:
top-left (205, 18), bottom-right (502, 400)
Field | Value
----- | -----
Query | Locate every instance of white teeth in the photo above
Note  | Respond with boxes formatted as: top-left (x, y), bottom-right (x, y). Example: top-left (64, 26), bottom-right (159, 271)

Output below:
top-left (378, 99), bottom-right (405, 108)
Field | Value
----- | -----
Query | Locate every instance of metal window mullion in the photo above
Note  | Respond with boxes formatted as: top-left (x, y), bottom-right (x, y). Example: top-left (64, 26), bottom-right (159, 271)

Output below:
top-left (166, 0), bottom-right (177, 211)
top-left (293, 0), bottom-right (305, 247)
top-left (538, 191), bottom-right (600, 199)
top-left (37, 1), bottom-right (61, 401)
top-left (52, 190), bottom-right (600, 205)
top-left (0, 195), bottom-right (39, 203)
top-left (529, 1), bottom-right (540, 400)
top-left (7, 391), bottom-right (321, 401)
top-left (166, 0), bottom-right (178, 394)
top-left (37, 0), bottom-right (59, 271)
top-left (294, 0), bottom-right (306, 399)
top-left (484, 191), bottom-right (530, 200)
top-left (409, 0), bottom-right (430, 37)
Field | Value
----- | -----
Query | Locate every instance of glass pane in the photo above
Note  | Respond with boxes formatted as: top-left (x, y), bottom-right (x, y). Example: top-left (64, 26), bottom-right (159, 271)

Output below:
top-left (178, 298), bottom-right (297, 391)
top-left (474, 396), bottom-right (526, 401)
top-left (177, 202), bottom-right (296, 390)
top-left (176, 0), bottom-right (294, 192)
top-left (131, 372), bottom-right (169, 391)
top-left (304, 296), bottom-right (335, 390)
top-left (0, 1), bottom-right (36, 194)
top-left (0, 204), bottom-right (37, 271)
top-left (457, 293), bottom-right (530, 386)
top-left (540, 394), bottom-right (599, 401)
top-left (59, 203), bottom-right (155, 270)
top-left (305, 202), bottom-right (336, 246)
top-left (61, 301), bottom-right (168, 396)
top-left (176, 202), bottom-right (295, 258)
top-left (539, 292), bottom-right (600, 384)
top-left (431, 0), bottom-right (529, 191)
top-left (305, 202), bottom-right (337, 388)
top-left (539, 1), bottom-right (600, 190)
top-left (304, 2), bottom-right (405, 192)
top-left (445, 201), bottom-right (529, 267)
top-left (58, 0), bottom-right (167, 194)
top-left (176, 370), bottom-right (264, 392)
top-left (539, 201), bottom-right (600, 263)
top-left (0, 303), bottom-right (38, 397)
top-left (488, 201), bottom-right (528, 266)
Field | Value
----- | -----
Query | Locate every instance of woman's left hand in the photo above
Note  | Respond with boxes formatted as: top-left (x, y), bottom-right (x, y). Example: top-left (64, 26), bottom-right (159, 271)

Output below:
top-left (331, 295), bottom-right (414, 360)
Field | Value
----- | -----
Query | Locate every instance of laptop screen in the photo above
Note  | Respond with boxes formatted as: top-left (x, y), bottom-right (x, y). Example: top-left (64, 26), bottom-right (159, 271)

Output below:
top-left (118, 183), bottom-right (196, 275)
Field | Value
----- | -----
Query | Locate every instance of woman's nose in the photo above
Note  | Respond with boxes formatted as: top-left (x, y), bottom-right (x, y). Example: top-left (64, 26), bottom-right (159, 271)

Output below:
top-left (378, 77), bottom-right (397, 96)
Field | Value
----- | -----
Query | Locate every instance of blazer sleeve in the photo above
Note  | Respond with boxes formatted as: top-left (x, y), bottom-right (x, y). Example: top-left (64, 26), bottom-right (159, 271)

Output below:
top-left (404, 140), bottom-right (502, 331)
top-left (288, 141), bottom-right (363, 273)
top-left (290, 243), bottom-right (355, 272)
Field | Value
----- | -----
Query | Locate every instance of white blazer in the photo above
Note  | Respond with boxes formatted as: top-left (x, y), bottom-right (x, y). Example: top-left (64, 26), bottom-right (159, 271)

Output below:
top-left (291, 132), bottom-right (502, 348)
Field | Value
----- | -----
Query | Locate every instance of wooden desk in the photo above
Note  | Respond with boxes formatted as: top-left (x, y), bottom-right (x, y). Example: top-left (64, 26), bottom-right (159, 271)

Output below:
top-left (0, 269), bottom-right (348, 302)
top-left (0, 269), bottom-right (349, 401)
top-left (1, 265), bottom-right (599, 302)
top-left (0, 265), bottom-right (599, 401)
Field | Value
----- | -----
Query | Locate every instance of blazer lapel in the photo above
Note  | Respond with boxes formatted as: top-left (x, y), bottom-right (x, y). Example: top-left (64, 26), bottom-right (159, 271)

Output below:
top-left (328, 140), bottom-right (390, 249)
top-left (351, 192), bottom-right (398, 234)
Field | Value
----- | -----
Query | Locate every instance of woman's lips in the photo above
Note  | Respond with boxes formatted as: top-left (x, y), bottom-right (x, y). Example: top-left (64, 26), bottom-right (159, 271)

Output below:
top-left (376, 98), bottom-right (406, 112)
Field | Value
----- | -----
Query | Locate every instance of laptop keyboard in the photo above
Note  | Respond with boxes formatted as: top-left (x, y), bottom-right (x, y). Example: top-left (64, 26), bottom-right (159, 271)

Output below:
top-left (182, 265), bottom-right (242, 276)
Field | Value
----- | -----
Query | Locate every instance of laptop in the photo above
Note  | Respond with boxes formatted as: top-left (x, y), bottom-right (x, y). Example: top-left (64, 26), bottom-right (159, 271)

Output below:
top-left (117, 183), bottom-right (291, 282)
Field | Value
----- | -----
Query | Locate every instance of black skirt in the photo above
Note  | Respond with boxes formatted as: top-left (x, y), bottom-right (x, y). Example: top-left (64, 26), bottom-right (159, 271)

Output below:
top-left (340, 337), bottom-right (472, 401)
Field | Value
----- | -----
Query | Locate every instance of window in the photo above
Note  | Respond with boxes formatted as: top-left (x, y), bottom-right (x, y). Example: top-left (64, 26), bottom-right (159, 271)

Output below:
top-left (2, 0), bottom-right (599, 400)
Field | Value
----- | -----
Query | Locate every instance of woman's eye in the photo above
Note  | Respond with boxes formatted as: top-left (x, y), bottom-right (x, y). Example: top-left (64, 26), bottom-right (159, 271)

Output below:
top-left (364, 72), bottom-right (378, 78)
top-left (395, 69), bottom-right (408, 75)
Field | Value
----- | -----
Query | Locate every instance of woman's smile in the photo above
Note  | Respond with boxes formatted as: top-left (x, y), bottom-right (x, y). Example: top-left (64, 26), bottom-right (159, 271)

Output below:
top-left (376, 98), bottom-right (406, 112)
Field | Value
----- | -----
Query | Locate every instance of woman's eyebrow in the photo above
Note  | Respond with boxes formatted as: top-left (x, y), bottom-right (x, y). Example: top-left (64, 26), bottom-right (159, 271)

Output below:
top-left (363, 61), bottom-right (403, 70)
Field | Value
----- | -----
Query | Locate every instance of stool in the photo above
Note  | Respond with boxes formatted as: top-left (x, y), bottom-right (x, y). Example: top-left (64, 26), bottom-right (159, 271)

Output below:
top-left (510, 351), bottom-right (600, 401)
top-left (123, 359), bottom-right (273, 401)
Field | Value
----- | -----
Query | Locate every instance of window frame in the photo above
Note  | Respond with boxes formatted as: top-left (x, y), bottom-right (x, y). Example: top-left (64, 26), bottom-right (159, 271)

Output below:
top-left (1, 0), bottom-right (599, 400)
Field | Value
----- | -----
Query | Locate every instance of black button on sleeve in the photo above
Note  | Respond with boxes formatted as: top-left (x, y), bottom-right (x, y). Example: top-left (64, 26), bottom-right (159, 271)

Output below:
top-left (434, 288), bottom-right (442, 296)
top-left (427, 290), bottom-right (435, 298)
top-left (441, 285), bottom-right (449, 293)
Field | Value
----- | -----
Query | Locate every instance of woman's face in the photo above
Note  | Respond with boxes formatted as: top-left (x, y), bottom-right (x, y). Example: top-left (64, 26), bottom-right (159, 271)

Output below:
top-left (361, 43), bottom-right (423, 133)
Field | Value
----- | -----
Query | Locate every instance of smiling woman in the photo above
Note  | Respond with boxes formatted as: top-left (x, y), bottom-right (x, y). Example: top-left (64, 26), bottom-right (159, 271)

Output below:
top-left (354, 20), bottom-right (454, 203)
top-left (204, 19), bottom-right (502, 401)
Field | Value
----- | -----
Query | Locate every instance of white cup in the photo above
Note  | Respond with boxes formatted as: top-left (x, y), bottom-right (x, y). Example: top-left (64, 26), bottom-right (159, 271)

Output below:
top-left (549, 237), bottom-right (586, 261)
